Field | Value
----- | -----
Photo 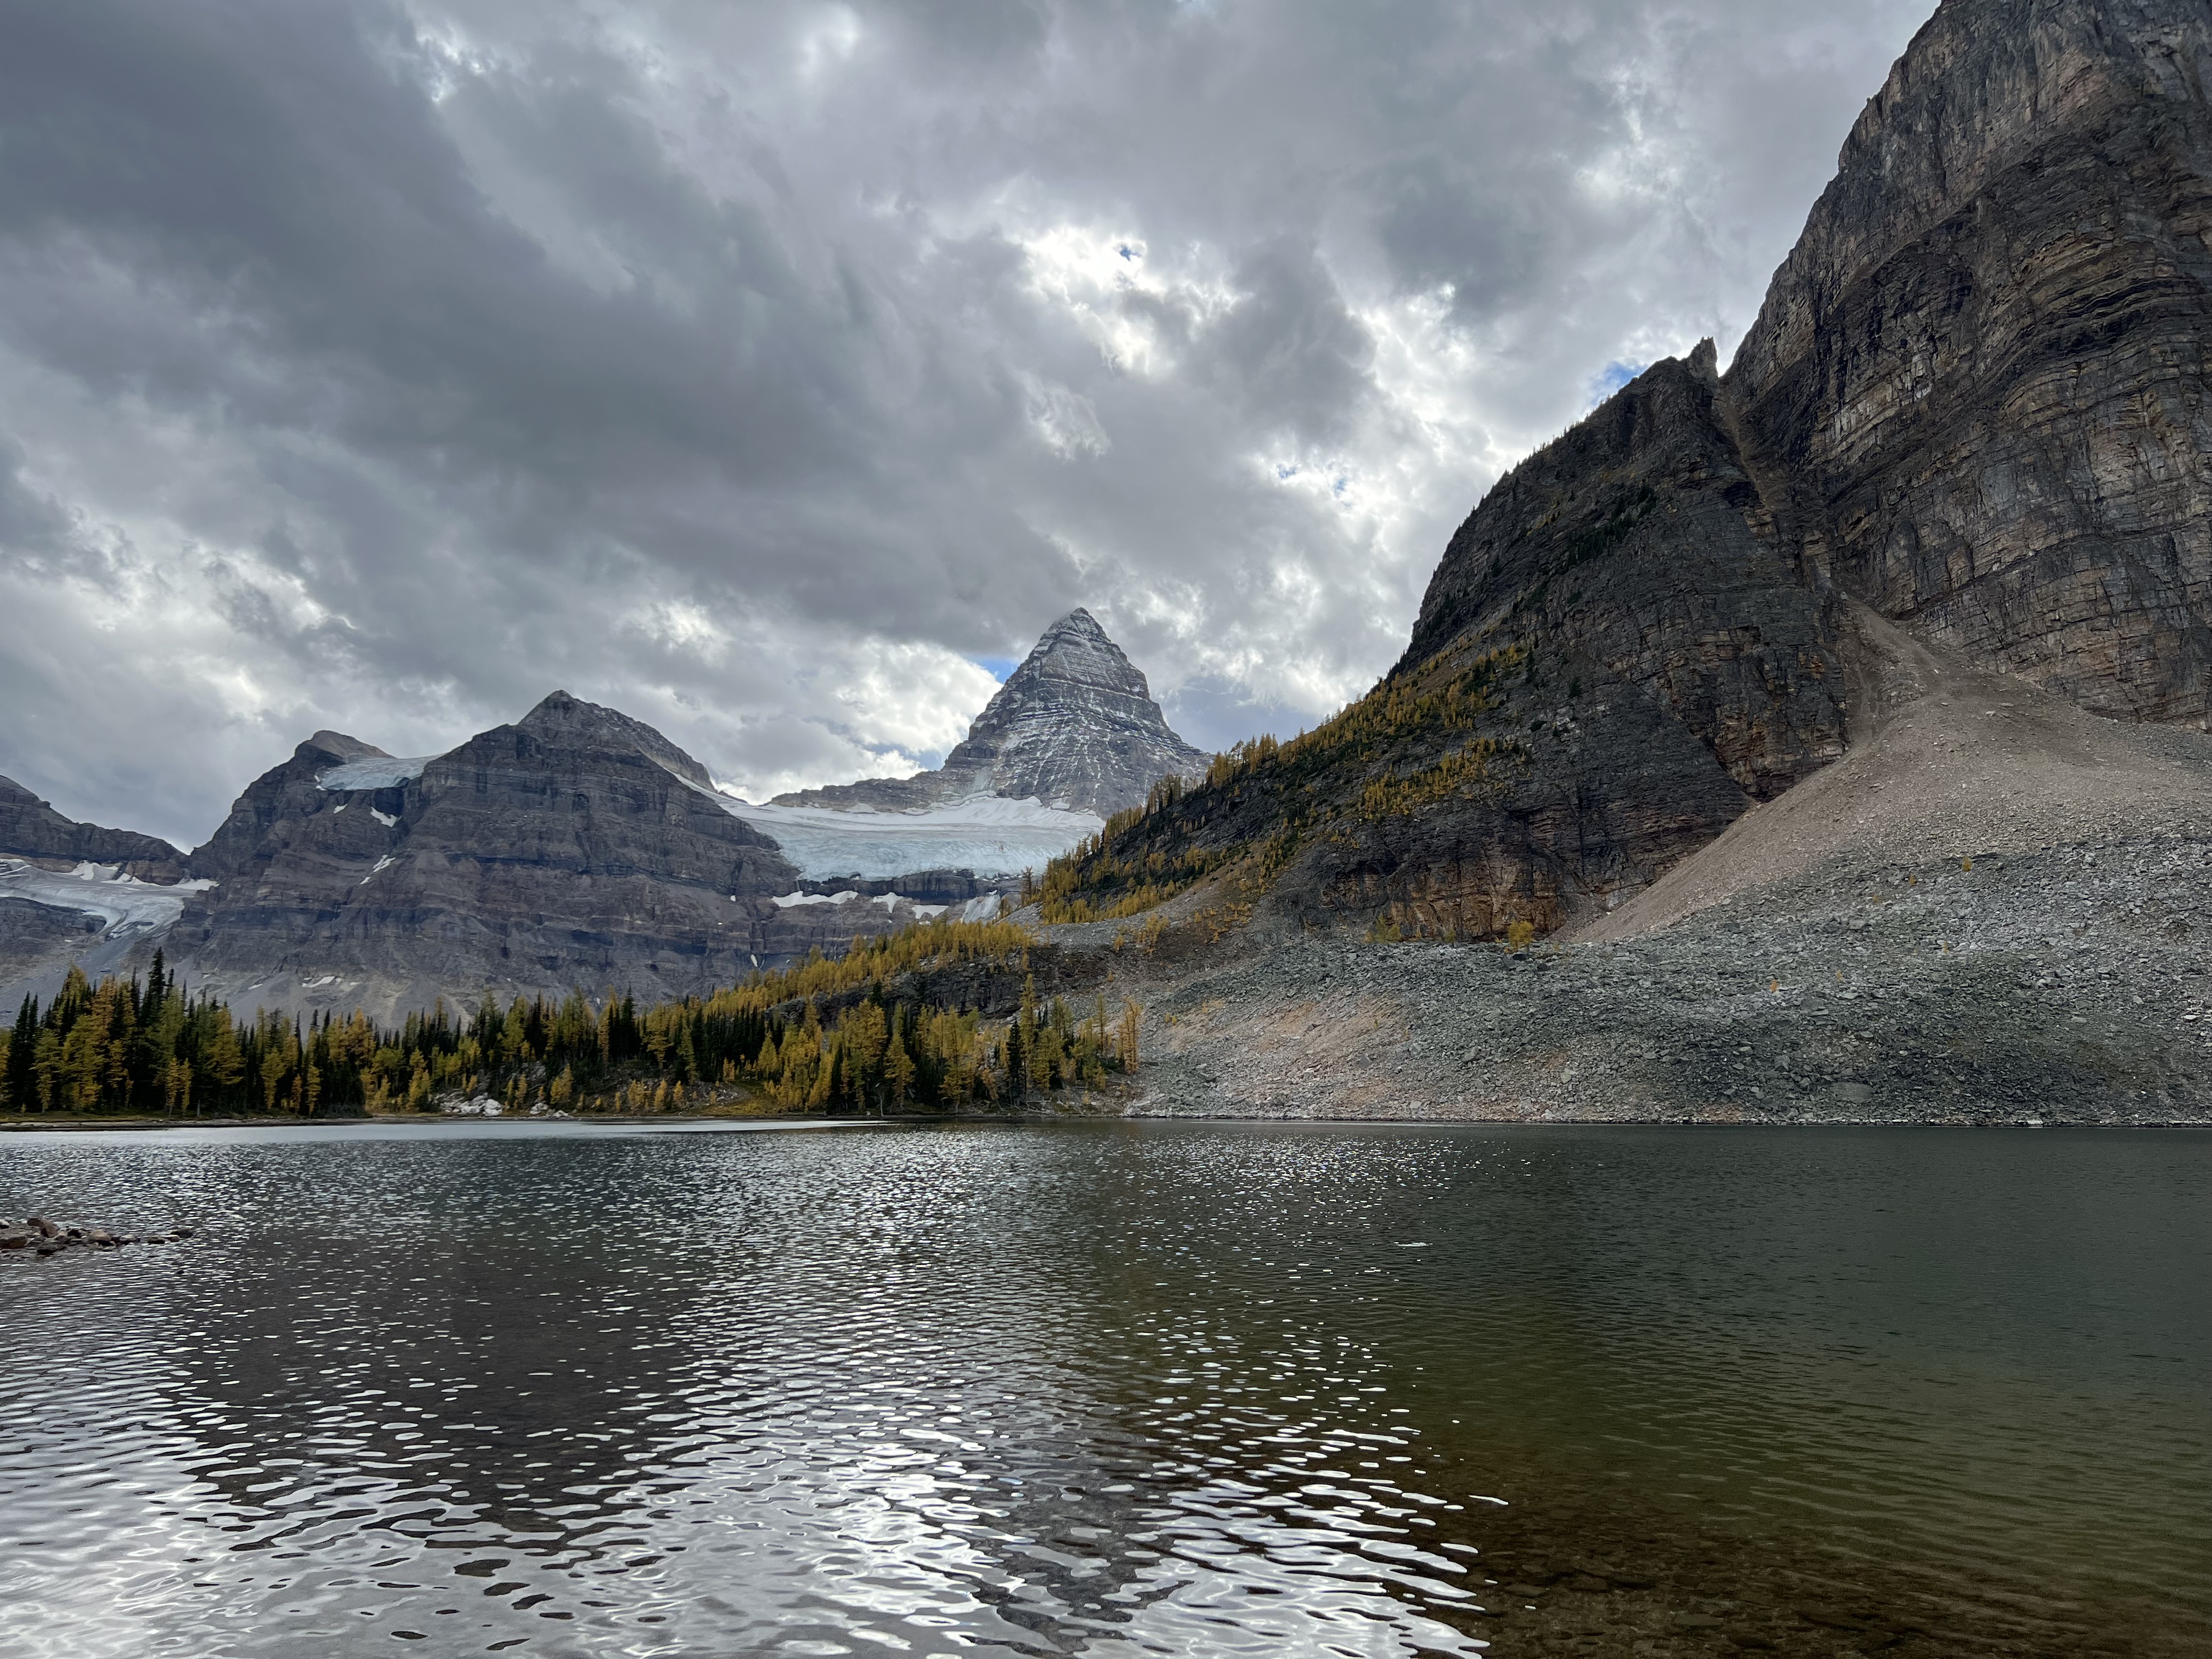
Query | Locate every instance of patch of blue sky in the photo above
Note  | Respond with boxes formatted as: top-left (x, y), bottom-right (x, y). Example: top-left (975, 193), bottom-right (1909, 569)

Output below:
top-left (1590, 359), bottom-right (1647, 407)
top-left (970, 656), bottom-right (1020, 683)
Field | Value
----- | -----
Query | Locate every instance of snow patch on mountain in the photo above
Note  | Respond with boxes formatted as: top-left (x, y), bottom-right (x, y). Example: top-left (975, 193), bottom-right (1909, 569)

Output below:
top-left (771, 889), bottom-right (862, 908)
top-left (319, 756), bottom-right (437, 791)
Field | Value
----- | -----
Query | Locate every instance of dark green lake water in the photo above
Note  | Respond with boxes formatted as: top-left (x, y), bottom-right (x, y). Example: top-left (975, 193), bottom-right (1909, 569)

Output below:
top-left (0, 1120), bottom-right (2205, 1657)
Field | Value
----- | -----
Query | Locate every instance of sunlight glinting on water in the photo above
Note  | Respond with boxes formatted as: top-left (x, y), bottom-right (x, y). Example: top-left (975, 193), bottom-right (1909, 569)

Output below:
top-left (2, 1119), bottom-right (2207, 1657)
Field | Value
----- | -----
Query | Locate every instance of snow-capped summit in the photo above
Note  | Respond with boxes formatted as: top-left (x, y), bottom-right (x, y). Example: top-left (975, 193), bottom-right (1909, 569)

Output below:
top-left (775, 608), bottom-right (1207, 817)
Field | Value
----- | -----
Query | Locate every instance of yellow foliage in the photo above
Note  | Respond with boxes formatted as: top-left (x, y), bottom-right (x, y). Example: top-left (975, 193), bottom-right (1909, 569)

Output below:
top-left (1356, 739), bottom-right (1512, 822)
top-left (1036, 646), bottom-right (1528, 923)
top-left (703, 918), bottom-right (1035, 1018)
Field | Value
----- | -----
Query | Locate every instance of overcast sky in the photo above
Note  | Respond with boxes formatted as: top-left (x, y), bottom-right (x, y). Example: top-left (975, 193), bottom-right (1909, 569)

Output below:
top-left (0, 0), bottom-right (1933, 847)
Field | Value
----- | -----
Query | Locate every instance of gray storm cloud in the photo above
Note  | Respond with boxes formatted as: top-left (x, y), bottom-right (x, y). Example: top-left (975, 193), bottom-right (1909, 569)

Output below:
top-left (0, 0), bottom-right (1932, 847)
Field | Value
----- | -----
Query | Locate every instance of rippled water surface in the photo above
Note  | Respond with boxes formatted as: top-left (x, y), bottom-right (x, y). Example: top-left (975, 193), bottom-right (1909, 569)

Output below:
top-left (1, 1120), bottom-right (2206, 1657)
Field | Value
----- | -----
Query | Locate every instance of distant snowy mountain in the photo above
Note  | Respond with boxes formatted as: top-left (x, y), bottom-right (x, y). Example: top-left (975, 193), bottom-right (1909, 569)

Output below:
top-left (774, 609), bottom-right (1207, 817)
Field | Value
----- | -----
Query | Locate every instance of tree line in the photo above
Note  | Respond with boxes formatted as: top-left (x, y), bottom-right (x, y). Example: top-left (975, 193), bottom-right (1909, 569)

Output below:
top-left (0, 922), bottom-right (1140, 1119)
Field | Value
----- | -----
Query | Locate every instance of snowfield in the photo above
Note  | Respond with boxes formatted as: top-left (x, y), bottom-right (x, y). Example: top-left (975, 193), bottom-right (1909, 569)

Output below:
top-left (718, 794), bottom-right (1101, 881)
top-left (318, 756), bottom-right (436, 791)
top-left (303, 748), bottom-right (1098, 886)
top-left (0, 860), bottom-right (214, 935)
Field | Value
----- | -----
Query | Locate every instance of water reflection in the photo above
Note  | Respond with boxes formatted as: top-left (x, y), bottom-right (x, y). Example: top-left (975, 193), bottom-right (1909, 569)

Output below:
top-left (0, 1121), bottom-right (2205, 1657)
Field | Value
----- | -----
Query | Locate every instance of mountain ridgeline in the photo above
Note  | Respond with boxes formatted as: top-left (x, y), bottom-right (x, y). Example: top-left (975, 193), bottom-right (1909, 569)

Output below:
top-left (0, 777), bottom-right (187, 882)
top-left (1043, 0), bottom-right (2212, 942)
top-left (170, 694), bottom-right (803, 1015)
top-left (0, 611), bottom-right (1208, 1019)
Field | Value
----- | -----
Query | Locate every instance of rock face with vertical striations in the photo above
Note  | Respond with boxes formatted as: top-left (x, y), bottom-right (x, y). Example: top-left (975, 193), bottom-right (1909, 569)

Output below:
top-left (775, 609), bottom-right (1209, 817)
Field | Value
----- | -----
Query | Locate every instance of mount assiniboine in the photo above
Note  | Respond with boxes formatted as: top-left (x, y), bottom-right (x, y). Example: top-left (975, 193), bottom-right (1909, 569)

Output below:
top-left (772, 609), bottom-right (1207, 817)
top-left (0, 610), bottom-right (1207, 1020)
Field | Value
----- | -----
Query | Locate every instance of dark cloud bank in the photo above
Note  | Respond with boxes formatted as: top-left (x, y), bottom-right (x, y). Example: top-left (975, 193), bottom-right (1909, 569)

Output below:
top-left (0, 0), bottom-right (1931, 847)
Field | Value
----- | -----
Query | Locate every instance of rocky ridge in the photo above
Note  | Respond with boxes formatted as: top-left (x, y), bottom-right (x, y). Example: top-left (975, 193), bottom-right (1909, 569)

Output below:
top-left (1041, 348), bottom-right (1854, 939)
top-left (162, 692), bottom-right (826, 1019)
top-left (1047, 0), bottom-right (2210, 955)
top-left (0, 775), bottom-right (185, 881)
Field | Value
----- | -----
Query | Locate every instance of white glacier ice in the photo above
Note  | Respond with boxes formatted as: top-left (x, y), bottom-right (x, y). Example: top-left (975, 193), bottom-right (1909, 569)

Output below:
top-left (719, 794), bottom-right (1099, 881)
top-left (0, 859), bottom-right (214, 936)
top-left (318, 756), bottom-right (437, 791)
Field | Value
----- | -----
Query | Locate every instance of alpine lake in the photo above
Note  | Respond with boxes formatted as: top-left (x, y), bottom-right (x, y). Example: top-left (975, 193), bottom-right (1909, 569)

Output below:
top-left (1, 1119), bottom-right (2204, 1657)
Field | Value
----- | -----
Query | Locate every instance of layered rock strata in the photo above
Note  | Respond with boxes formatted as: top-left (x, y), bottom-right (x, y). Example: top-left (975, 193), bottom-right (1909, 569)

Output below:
top-left (1724, 0), bottom-right (2212, 722)
top-left (165, 693), bottom-right (825, 1016)
top-left (1047, 0), bottom-right (2211, 946)
top-left (0, 775), bottom-right (185, 880)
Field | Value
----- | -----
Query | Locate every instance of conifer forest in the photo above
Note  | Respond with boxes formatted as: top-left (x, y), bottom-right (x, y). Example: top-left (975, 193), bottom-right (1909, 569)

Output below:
top-left (0, 921), bottom-right (1142, 1119)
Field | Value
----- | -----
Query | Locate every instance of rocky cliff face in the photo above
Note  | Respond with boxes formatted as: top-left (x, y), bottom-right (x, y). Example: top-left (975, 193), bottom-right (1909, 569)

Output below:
top-left (777, 609), bottom-right (1209, 817)
top-left (1051, 350), bottom-right (1850, 936)
top-left (163, 693), bottom-right (834, 1016)
top-left (1045, 0), bottom-right (2209, 941)
top-left (186, 730), bottom-right (400, 890)
top-left (0, 775), bottom-right (185, 880)
top-left (1725, 0), bottom-right (2212, 722)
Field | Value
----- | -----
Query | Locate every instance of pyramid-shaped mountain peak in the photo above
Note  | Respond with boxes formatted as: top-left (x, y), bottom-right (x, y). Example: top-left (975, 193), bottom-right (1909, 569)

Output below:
top-left (773, 609), bottom-right (1207, 817)
top-left (514, 690), bottom-right (713, 788)
top-left (1041, 606), bottom-right (1105, 639)
top-left (997, 607), bottom-right (1156, 702)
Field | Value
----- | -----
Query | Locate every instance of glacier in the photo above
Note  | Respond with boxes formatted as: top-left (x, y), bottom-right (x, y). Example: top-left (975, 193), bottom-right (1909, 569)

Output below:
top-left (0, 859), bottom-right (215, 935)
top-left (318, 756), bottom-right (436, 791)
top-left (718, 794), bottom-right (1100, 882)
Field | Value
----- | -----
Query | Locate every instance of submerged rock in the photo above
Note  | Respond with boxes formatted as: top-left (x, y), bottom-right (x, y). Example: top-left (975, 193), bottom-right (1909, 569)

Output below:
top-left (0, 1215), bottom-right (196, 1256)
